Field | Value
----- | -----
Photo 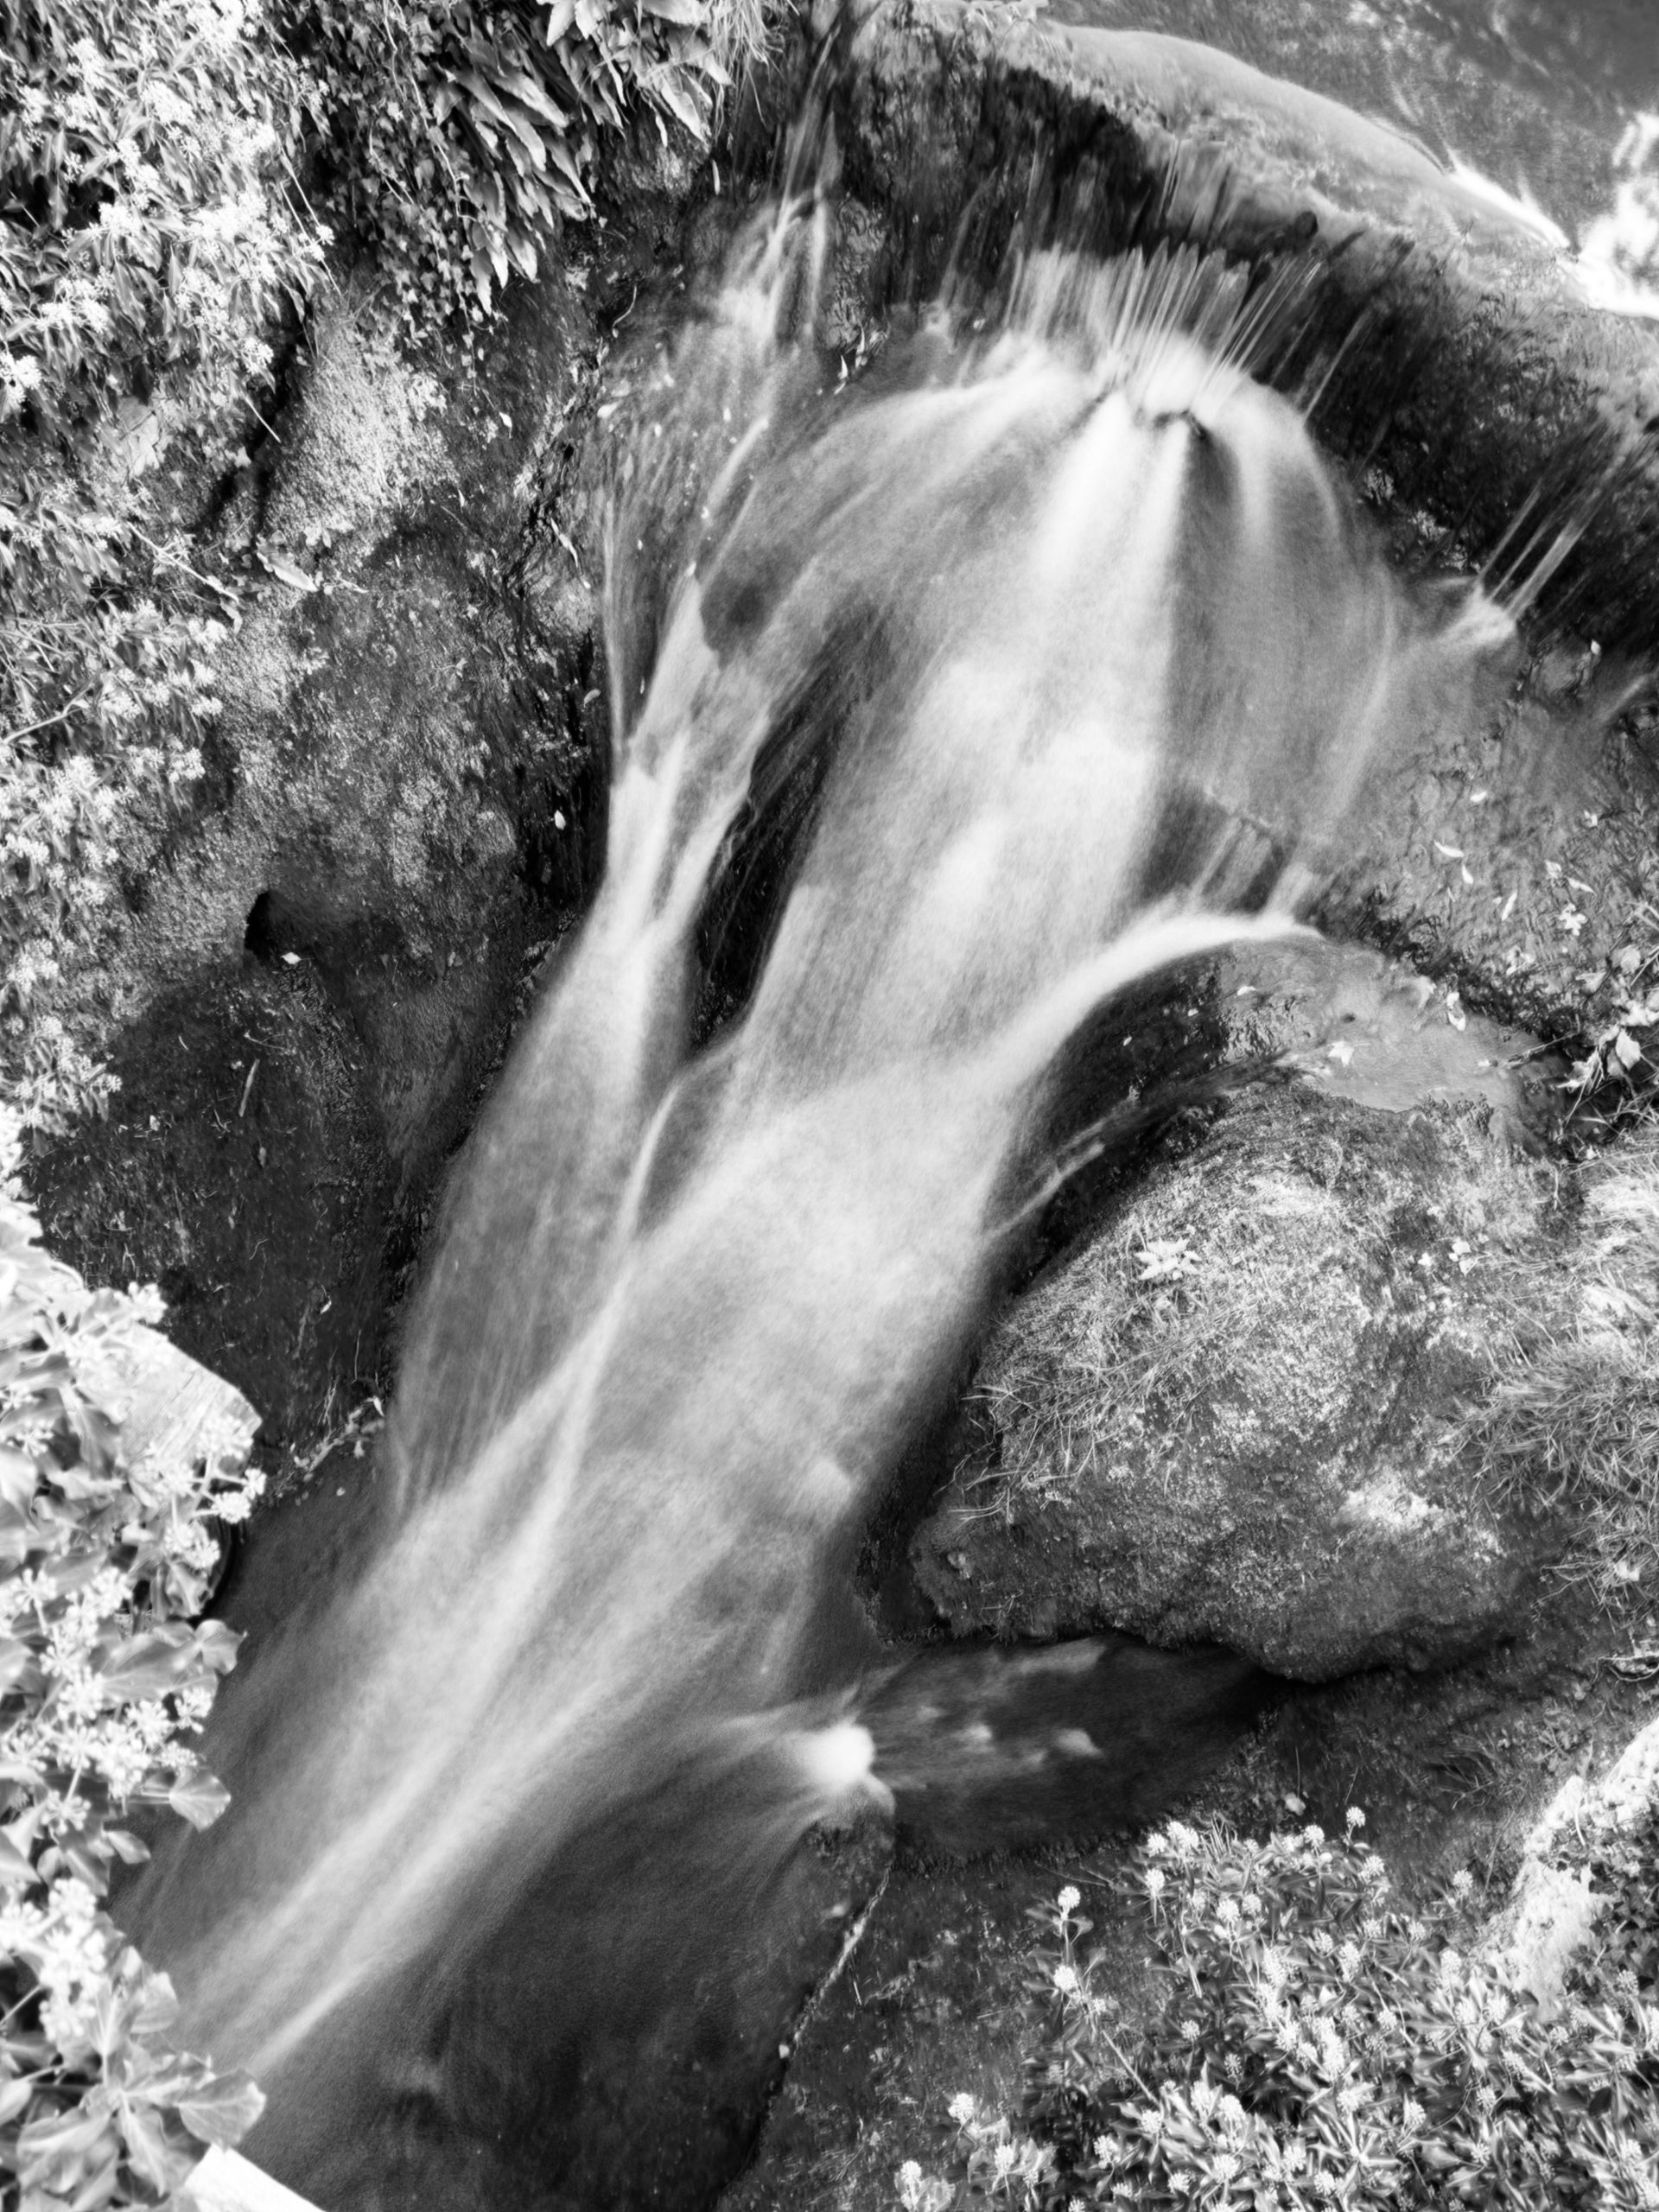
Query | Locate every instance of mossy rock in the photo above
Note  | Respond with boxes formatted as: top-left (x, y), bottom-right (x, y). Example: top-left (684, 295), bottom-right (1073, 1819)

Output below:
top-left (912, 1084), bottom-right (1561, 1679)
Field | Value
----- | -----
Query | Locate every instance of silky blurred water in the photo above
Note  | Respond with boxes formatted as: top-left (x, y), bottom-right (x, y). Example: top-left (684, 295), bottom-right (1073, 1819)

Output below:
top-left (127, 193), bottom-right (1516, 2187)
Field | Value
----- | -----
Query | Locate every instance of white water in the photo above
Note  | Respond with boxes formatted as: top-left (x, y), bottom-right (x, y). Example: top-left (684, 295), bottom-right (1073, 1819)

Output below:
top-left (131, 199), bottom-right (1512, 2158)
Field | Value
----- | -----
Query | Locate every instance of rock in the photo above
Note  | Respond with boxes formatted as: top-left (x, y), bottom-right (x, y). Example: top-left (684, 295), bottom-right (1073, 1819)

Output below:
top-left (1217, 938), bottom-right (1560, 1145)
top-left (183, 2149), bottom-right (323, 2212)
top-left (911, 1084), bottom-right (1554, 1680)
top-left (1482, 1710), bottom-right (1659, 2015)
top-left (835, 0), bottom-right (1659, 651)
top-left (92, 1321), bottom-right (259, 1476)
top-left (120, 276), bottom-right (597, 1196)
top-left (823, 0), bottom-right (1659, 1048)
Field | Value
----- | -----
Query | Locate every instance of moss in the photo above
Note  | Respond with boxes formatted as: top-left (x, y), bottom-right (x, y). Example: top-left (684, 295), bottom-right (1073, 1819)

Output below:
top-left (260, 296), bottom-right (450, 563)
top-left (912, 1086), bottom-right (1554, 1677)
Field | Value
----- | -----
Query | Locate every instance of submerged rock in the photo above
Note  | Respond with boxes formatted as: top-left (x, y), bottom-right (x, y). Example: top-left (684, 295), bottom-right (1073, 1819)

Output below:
top-left (912, 1084), bottom-right (1558, 1680)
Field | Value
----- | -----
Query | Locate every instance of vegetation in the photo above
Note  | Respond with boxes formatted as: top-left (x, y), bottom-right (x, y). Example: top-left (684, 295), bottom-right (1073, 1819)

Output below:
top-left (0, 1103), bottom-right (267, 2204)
top-left (1, 0), bottom-right (762, 1131)
top-left (277, 0), bottom-right (760, 340)
top-left (1, 0), bottom-right (764, 2185)
top-left (1456, 1125), bottom-right (1659, 1610)
top-left (2, 0), bottom-right (327, 1128)
top-left (899, 1812), bottom-right (1659, 2210)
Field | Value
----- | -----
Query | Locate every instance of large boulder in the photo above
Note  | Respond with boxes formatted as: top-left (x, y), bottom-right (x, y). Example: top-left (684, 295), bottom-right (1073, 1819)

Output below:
top-left (912, 1082), bottom-right (1558, 1680)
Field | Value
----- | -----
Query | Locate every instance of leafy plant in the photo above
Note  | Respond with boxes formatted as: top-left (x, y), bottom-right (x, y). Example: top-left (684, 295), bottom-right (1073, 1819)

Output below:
top-left (2, 0), bottom-right (327, 1120)
top-left (901, 1815), bottom-right (1659, 2211)
top-left (278, 0), bottom-right (755, 339)
top-left (0, 1103), bottom-right (269, 2204)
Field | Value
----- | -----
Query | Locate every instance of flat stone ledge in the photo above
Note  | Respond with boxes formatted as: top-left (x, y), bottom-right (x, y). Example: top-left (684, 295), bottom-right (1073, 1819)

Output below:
top-left (182, 2148), bottom-right (325, 2212)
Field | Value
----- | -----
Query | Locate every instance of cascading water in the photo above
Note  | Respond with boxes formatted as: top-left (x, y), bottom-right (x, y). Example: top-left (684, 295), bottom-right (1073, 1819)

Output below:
top-left (125, 179), bottom-right (1514, 2208)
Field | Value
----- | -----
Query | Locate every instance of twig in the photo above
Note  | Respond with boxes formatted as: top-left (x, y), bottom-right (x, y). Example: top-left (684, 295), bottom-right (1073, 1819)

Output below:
top-left (5, 687), bottom-right (95, 747)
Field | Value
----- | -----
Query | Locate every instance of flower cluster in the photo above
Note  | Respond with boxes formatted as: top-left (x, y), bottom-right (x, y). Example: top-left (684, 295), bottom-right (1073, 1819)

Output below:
top-left (0, 1106), bottom-right (265, 2203)
top-left (898, 2092), bottom-right (1057, 2212)
top-left (1013, 1814), bottom-right (1659, 2210)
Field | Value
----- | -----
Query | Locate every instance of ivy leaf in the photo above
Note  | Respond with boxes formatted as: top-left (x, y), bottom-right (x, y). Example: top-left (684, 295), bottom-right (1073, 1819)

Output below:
top-left (177, 2069), bottom-right (266, 2149)
top-left (167, 1770), bottom-right (232, 1831)
top-left (0, 1827), bottom-right (35, 1887)
top-left (98, 1626), bottom-right (196, 1701)
top-left (118, 2098), bottom-right (177, 2195)
top-left (194, 1619), bottom-right (243, 1675)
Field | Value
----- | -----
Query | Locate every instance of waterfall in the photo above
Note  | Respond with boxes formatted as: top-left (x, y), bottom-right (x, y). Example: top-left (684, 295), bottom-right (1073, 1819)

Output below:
top-left (124, 188), bottom-right (1511, 2196)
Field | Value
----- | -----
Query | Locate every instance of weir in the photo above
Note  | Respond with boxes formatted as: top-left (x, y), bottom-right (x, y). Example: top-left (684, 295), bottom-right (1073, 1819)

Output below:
top-left (125, 172), bottom-right (1517, 2208)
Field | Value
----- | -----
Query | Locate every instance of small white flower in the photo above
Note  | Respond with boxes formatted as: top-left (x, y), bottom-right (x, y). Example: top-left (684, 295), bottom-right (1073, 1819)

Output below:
top-left (1344, 1807), bottom-right (1365, 1832)
top-left (1143, 1867), bottom-right (1166, 1899)
top-left (1057, 1885), bottom-right (1081, 1914)
top-left (1452, 1869), bottom-right (1474, 1897)
top-left (948, 2093), bottom-right (976, 2126)
top-left (993, 2142), bottom-right (1016, 2177)
top-left (1052, 1963), bottom-right (1079, 1994)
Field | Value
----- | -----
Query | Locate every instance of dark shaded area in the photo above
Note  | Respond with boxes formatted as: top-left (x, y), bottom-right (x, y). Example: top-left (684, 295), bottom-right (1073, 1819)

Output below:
top-left (867, 1632), bottom-right (1279, 1857)
top-left (240, 1775), bottom-right (890, 2212)
top-left (29, 960), bottom-right (394, 1452)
